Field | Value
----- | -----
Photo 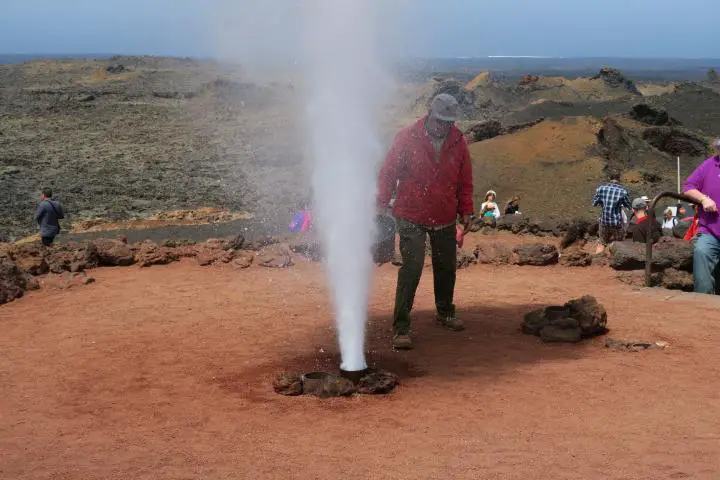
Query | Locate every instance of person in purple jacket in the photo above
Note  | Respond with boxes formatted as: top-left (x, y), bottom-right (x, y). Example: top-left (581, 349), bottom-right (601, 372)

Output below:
top-left (683, 138), bottom-right (720, 294)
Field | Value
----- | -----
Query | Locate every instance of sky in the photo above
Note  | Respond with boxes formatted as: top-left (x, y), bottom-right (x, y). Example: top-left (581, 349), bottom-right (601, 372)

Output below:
top-left (0, 0), bottom-right (718, 59)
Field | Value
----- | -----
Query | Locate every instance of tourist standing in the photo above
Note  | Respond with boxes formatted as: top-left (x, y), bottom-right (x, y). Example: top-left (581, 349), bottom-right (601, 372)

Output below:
top-left (592, 171), bottom-right (631, 254)
top-left (377, 93), bottom-right (474, 349)
top-left (683, 138), bottom-right (720, 294)
top-left (625, 198), bottom-right (661, 244)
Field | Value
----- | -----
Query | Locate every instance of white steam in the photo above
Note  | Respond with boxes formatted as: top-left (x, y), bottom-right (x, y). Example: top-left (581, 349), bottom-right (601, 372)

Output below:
top-left (208, 0), bottom-right (398, 371)
top-left (304, 0), bottom-right (388, 372)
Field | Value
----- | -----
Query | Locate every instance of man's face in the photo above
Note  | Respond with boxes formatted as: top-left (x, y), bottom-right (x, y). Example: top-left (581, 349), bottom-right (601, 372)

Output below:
top-left (39, 193), bottom-right (47, 201)
top-left (426, 114), bottom-right (454, 137)
top-left (715, 143), bottom-right (720, 157)
top-left (678, 207), bottom-right (687, 217)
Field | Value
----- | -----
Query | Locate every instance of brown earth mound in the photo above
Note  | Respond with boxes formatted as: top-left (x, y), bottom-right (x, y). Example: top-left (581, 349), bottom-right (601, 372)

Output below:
top-left (468, 117), bottom-right (606, 220)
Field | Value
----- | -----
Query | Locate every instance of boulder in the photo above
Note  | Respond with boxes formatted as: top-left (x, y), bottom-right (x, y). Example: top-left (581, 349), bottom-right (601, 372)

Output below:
top-left (257, 244), bottom-right (293, 268)
top-left (0, 259), bottom-right (29, 305)
top-left (233, 253), bottom-right (254, 269)
top-left (510, 243), bottom-right (559, 266)
top-left (609, 239), bottom-right (693, 272)
top-left (195, 248), bottom-right (234, 266)
top-left (273, 372), bottom-right (304, 396)
top-left (243, 236), bottom-right (279, 251)
top-left (92, 239), bottom-right (136, 266)
top-left (290, 241), bottom-right (322, 262)
top-left (160, 239), bottom-right (196, 248)
top-left (456, 249), bottom-right (477, 269)
top-left (559, 247), bottom-right (592, 267)
top-left (559, 220), bottom-right (591, 248)
top-left (522, 295), bottom-right (608, 343)
top-left (616, 270), bottom-right (662, 288)
top-left (221, 235), bottom-right (245, 251)
top-left (14, 252), bottom-right (49, 276)
top-left (473, 242), bottom-right (511, 265)
top-left (660, 268), bottom-right (694, 291)
top-left (533, 219), bottom-right (563, 236)
top-left (45, 249), bottom-right (74, 273)
top-left (356, 370), bottom-right (400, 394)
top-left (496, 215), bottom-right (528, 233)
top-left (301, 373), bottom-right (355, 398)
top-left (540, 325), bottom-right (582, 343)
top-left (6, 244), bottom-right (48, 276)
top-left (134, 241), bottom-right (179, 267)
top-left (566, 295), bottom-right (608, 337)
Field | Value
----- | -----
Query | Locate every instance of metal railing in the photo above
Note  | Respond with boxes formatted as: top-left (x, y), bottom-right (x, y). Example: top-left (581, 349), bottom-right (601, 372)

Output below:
top-left (645, 192), bottom-right (698, 287)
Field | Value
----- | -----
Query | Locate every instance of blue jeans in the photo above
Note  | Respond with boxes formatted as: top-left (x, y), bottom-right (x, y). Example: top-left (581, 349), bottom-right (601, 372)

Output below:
top-left (693, 233), bottom-right (720, 294)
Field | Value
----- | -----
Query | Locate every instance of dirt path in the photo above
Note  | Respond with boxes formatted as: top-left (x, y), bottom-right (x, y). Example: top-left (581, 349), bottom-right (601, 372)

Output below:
top-left (1, 260), bottom-right (719, 479)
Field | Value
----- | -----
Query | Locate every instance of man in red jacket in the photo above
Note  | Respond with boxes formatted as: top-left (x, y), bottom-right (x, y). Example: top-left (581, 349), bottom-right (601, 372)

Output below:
top-left (377, 93), bottom-right (474, 349)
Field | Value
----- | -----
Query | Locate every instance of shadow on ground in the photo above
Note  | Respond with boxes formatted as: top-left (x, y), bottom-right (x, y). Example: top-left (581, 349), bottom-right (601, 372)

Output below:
top-left (218, 302), bottom-right (594, 396)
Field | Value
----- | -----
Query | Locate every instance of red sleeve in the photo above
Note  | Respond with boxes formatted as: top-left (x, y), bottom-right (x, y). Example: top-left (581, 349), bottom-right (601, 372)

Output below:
top-left (457, 137), bottom-right (474, 216)
top-left (377, 130), bottom-right (406, 207)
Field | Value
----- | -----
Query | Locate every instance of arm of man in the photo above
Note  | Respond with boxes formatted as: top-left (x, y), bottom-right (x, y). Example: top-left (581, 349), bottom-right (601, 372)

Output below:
top-left (592, 187), bottom-right (603, 207)
top-left (377, 131), bottom-right (407, 210)
top-left (456, 138), bottom-right (474, 228)
top-left (34, 203), bottom-right (45, 224)
top-left (684, 161), bottom-right (717, 212)
top-left (621, 191), bottom-right (632, 210)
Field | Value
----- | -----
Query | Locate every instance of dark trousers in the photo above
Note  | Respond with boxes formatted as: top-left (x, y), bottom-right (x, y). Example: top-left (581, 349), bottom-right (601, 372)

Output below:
top-left (393, 219), bottom-right (456, 335)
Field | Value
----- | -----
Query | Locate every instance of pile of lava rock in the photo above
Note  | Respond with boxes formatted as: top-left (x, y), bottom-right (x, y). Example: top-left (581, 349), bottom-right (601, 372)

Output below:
top-left (273, 370), bottom-right (399, 398)
top-left (522, 295), bottom-right (609, 343)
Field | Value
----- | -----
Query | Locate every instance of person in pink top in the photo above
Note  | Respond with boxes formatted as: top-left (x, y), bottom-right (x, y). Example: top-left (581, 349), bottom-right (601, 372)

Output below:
top-left (683, 138), bottom-right (720, 294)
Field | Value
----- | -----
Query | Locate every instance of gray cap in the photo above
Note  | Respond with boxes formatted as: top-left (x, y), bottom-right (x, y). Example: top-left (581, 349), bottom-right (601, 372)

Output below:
top-left (429, 93), bottom-right (459, 122)
top-left (632, 197), bottom-right (647, 209)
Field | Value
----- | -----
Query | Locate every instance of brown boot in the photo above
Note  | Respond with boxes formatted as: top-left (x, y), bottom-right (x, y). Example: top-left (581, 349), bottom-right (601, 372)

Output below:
top-left (436, 313), bottom-right (465, 332)
top-left (392, 333), bottom-right (413, 350)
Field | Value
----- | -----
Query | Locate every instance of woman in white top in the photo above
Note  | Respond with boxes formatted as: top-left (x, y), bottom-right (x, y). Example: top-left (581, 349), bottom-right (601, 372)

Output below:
top-left (661, 207), bottom-right (678, 235)
top-left (480, 190), bottom-right (501, 219)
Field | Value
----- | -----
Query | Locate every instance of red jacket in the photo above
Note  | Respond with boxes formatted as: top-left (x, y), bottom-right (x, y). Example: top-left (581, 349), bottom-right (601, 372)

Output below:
top-left (377, 117), bottom-right (474, 227)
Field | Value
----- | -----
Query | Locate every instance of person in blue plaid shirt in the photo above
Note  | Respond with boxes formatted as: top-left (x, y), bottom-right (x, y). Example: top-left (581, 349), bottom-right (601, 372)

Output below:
top-left (592, 170), bottom-right (632, 253)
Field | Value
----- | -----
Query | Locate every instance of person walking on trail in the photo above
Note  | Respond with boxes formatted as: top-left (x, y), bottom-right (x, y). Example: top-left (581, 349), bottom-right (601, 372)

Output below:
top-left (34, 188), bottom-right (64, 247)
top-left (377, 93), bottom-right (474, 350)
top-left (683, 138), bottom-right (720, 294)
top-left (592, 170), bottom-right (631, 254)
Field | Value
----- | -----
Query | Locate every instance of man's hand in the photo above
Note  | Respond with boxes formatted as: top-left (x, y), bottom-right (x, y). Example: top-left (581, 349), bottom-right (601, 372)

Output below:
top-left (701, 195), bottom-right (718, 213)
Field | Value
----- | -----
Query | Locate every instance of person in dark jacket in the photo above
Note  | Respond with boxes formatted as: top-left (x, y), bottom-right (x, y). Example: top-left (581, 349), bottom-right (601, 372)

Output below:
top-left (34, 188), bottom-right (64, 246)
top-left (504, 195), bottom-right (521, 215)
top-left (625, 197), bottom-right (661, 244)
top-left (377, 93), bottom-right (474, 350)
